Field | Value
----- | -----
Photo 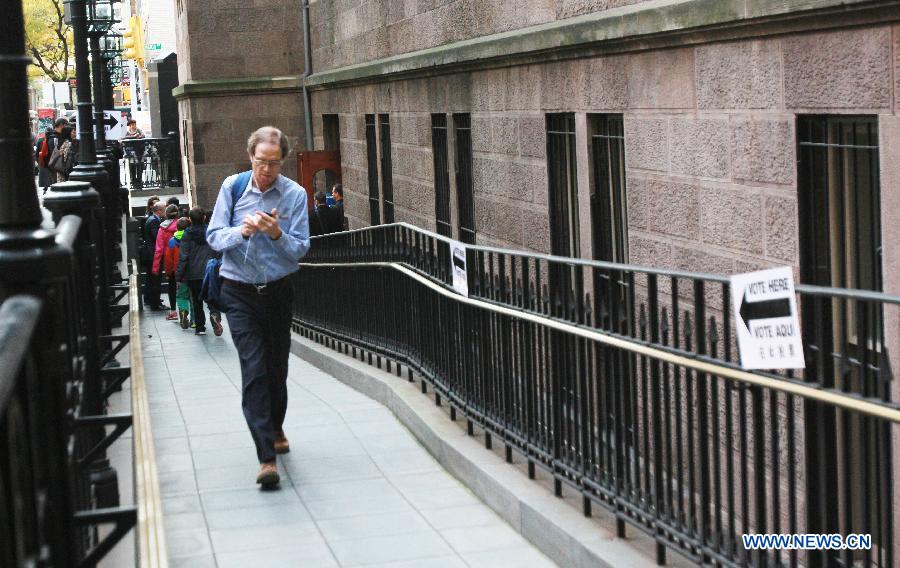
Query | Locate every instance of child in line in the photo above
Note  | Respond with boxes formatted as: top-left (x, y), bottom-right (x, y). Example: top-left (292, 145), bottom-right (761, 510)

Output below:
top-left (165, 217), bottom-right (192, 327)
top-left (153, 205), bottom-right (179, 319)
top-left (175, 207), bottom-right (223, 336)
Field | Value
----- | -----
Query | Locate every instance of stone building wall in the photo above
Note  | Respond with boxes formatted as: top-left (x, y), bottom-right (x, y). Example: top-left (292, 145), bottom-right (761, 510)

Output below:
top-left (173, 0), bottom-right (307, 209)
top-left (312, 24), bottom-right (896, 278)
top-left (308, 0), bottom-right (649, 72)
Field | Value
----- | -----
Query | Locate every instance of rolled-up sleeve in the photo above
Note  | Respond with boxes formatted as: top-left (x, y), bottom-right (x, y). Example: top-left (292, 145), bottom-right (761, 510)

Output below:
top-left (272, 189), bottom-right (311, 261)
top-left (206, 176), bottom-right (245, 252)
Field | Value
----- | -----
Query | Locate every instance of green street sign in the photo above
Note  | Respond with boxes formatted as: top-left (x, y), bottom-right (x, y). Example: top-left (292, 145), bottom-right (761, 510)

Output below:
top-left (145, 43), bottom-right (162, 50)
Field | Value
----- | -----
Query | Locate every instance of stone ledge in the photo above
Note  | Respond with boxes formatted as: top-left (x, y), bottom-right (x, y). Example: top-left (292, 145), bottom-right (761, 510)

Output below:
top-left (305, 0), bottom-right (897, 90)
top-left (290, 334), bottom-right (679, 568)
top-left (172, 76), bottom-right (303, 100)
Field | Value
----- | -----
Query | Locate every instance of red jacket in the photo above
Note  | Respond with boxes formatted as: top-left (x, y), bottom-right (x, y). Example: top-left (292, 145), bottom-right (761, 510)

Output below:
top-left (152, 219), bottom-right (177, 274)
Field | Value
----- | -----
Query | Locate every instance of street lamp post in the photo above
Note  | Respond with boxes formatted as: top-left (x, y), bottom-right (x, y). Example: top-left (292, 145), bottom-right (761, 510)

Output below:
top-left (56, 0), bottom-right (120, 509)
top-left (87, 0), bottom-right (128, 285)
top-left (87, 0), bottom-right (116, 156)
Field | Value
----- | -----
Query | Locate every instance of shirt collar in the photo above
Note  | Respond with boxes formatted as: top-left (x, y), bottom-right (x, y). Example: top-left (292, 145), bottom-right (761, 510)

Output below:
top-left (248, 174), bottom-right (283, 195)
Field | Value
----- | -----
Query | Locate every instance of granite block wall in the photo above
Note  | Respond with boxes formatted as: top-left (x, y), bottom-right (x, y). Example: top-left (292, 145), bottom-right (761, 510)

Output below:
top-left (177, 0), bottom-right (304, 82)
top-left (308, 0), bottom-right (652, 72)
top-left (315, 24), bottom-right (896, 277)
top-left (179, 92), bottom-right (305, 209)
top-left (174, 0), bottom-right (307, 209)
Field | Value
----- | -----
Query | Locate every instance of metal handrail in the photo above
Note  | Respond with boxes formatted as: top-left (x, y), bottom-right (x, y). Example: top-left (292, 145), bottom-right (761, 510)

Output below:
top-left (129, 261), bottom-right (168, 568)
top-left (312, 222), bottom-right (900, 303)
top-left (302, 261), bottom-right (900, 423)
top-left (55, 214), bottom-right (83, 249)
top-left (0, 295), bottom-right (42, 411)
top-left (298, 221), bottom-right (897, 567)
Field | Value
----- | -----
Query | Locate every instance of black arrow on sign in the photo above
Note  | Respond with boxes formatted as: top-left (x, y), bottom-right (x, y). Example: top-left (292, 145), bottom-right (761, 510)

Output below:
top-left (102, 115), bottom-right (119, 128)
top-left (739, 292), bottom-right (791, 331)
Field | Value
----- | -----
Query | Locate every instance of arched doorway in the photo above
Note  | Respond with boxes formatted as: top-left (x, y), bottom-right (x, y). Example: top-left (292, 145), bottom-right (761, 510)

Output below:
top-left (297, 150), bottom-right (341, 212)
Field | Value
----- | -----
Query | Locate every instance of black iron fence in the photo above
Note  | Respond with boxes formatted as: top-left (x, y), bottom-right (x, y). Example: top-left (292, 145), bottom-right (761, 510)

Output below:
top-left (294, 222), bottom-right (898, 568)
top-left (120, 135), bottom-right (183, 191)
top-left (0, 207), bottom-right (138, 566)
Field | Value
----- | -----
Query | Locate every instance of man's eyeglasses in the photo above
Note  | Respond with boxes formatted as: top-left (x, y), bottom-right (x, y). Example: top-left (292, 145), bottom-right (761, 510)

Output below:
top-left (251, 157), bottom-right (284, 168)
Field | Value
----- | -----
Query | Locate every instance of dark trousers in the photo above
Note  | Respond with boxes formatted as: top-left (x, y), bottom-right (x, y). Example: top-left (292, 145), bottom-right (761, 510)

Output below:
top-left (164, 272), bottom-right (176, 310)
top-left (187, 279), bottom-right (219, 330)
top-left (221, 278), bottom-right (293, 463)
top-left (147, 272), bottom-right (162, 308)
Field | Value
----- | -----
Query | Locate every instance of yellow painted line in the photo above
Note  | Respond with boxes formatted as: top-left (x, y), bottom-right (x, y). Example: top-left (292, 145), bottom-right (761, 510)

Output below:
top-left (130, 267), bottom-right (169, 568)
top-left (299, 261), bottom-right (900, 424)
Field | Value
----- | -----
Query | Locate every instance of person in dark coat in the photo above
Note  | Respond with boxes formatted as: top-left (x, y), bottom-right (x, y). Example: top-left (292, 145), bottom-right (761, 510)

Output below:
top-left (175, 207), bottom-right (223, 336)
top-left (142, 201), bottom-right (165, 309)
top-left (310, 190), bottom-right (341, 236)
top-left (330, 183), bottom-right (347, 231)
top-left (36, 118), bottom-right (67, 193)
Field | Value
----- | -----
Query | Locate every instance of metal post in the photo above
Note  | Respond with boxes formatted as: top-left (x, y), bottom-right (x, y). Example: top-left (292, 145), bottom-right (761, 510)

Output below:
top-left (0, 2), bottom-right (44, 229)
top-left (90, 30), bottom-right (125, 288)
top-left (90, 35), bottom-right (108, 152)
top-left (1, 2), bottom-right (78, 560)
top-left (63, 0), bottom-right (120, 508)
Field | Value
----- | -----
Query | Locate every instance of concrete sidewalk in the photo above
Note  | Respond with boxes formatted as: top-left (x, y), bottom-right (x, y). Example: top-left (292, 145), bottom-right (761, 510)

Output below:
top-left (142, 309), bottom-right (556, 567)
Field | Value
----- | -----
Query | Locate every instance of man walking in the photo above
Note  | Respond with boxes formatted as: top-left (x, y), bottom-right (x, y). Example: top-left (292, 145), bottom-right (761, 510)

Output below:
top-left (207, 126), bottom-right (310, 487)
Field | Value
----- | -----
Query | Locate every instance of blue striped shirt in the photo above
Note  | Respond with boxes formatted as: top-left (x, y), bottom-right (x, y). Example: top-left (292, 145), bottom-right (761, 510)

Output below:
top-left (206, 173), bottom-right (310, 284)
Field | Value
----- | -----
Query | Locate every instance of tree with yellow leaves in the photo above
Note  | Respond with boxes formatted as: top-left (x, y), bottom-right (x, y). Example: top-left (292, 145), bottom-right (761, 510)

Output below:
top-left (24, 0), bottom-right (72, 81)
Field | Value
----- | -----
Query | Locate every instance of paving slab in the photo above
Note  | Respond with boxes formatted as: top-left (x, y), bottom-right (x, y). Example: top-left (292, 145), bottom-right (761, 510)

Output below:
top-left (142, 309), bottom-right (556, 567)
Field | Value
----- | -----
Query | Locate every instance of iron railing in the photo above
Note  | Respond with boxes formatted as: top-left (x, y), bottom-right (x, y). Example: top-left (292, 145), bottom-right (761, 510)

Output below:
top-left (120, 135), bottom-right (183, 191)
top-left (0, 211), bottom-right (138, 566)
top-left (294, 222), bottom-right (898, 568)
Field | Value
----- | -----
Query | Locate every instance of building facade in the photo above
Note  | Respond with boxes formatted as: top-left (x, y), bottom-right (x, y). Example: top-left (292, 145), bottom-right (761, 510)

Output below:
top-left (172, 0), bottom-right (307, 201)
top-left (173, 1), bottom-right (900, 561)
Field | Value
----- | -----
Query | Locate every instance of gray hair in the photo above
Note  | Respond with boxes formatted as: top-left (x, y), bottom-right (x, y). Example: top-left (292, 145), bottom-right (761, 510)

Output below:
top-left (247, 126), bottom-right (290, 159)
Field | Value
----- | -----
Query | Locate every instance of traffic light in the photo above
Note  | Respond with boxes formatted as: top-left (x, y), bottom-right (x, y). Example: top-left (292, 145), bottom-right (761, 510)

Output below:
top-left (122, 16), bottom-right (144, 63)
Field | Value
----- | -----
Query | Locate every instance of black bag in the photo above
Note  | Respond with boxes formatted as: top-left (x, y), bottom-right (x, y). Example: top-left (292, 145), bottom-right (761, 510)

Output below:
top-left (47, 145), bottom-right (66, 174)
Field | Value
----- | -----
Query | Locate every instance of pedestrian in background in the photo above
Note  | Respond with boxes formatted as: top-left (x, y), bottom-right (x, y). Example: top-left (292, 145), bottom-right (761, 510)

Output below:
top-left (50, 126), bottom-right (77, 183)
top-left (143, 201), bottom-right (166, 310)
top-left (176, 206), bottom-right (223, 336)
top-left (331, 183), bottom-right (347, 231)
top-left (123, 119), bottom-right (145, 189)
top-left (36, 118), bottom-right (67, 193)
top-left (152, 204), bottom-right (180, 319)
top-left (311, 190), bottom-right (341, 236)
top-left (207, 126), bottom-right (310, 487)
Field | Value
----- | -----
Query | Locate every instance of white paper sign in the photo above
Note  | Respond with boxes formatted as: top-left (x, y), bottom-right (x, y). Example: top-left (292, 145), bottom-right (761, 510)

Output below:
top-left (730, 266), bottom-right (805, 370)
top-left (75, 110), bottom-right (127, 140)
top-left (449, 240), bottom-right (468, 297)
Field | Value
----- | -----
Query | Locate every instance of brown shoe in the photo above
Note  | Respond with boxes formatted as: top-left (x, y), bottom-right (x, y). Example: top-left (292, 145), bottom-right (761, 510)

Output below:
top-left (274, 430), bottom-right (290, 454)
top-left (256, 461), bottom-right (279, 487)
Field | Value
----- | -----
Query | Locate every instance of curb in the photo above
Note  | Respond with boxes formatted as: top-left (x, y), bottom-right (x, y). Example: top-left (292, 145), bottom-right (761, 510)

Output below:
top-left (291, 333), bottom-right (664, 568)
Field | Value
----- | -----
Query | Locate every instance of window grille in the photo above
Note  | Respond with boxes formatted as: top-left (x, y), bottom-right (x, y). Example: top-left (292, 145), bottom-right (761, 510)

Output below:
top-left (453, 113), bottom-right (475, 244)
top-left (546, 113), bottom-right (579, 258)
top-left (797, 115), bottom-right (889, 563)
top-left (365, 114), bottom-right (380, 225)
top-left (378, 114), bottom-right (395, 224)
top-left (432, 114), bottom-right (452, 237)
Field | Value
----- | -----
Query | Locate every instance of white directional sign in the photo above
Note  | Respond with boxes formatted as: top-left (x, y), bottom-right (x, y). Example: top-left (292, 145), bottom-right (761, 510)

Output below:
top-left (449, 240), bottom-right (468, 297)
top-left (730, 266), bottom-right (805, 370)
top-left (75, 110), bottom-right (127, 140)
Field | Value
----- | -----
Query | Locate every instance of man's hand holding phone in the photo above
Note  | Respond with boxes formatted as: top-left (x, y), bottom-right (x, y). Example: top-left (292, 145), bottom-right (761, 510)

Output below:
top-left (255, 208), bottom-right (282, 240)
